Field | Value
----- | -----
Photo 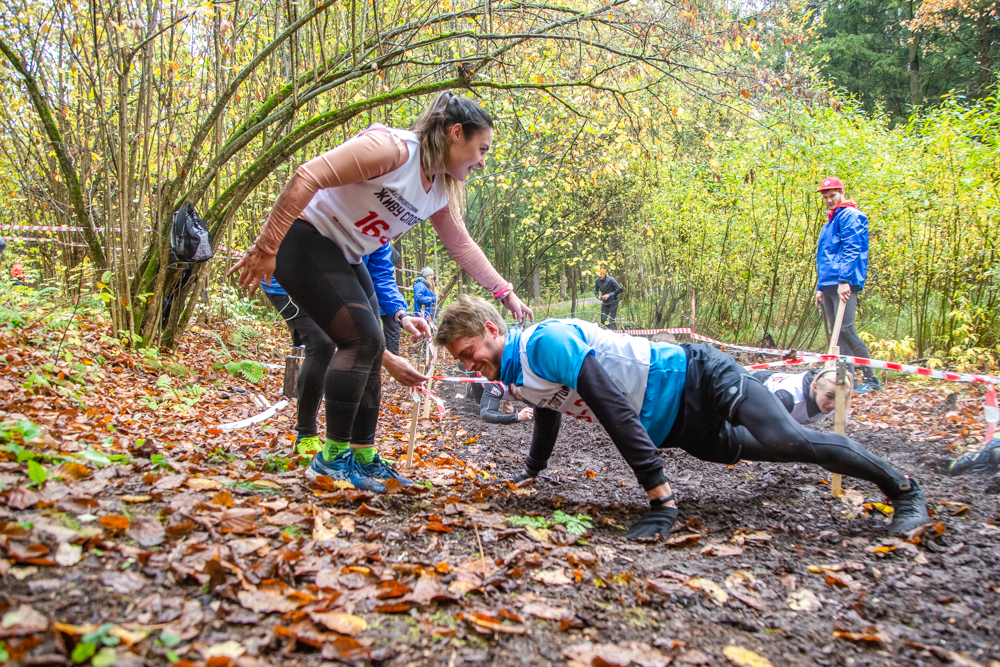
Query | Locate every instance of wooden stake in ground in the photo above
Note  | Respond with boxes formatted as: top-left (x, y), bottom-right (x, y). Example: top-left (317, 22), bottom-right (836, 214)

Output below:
top-left (827, 298), bottom-right (847, 497)
top-left (405, 339), bottom-right (434, 470)
top-left (405, 391), bottom-right (420, 470)
top-left (282, 347), bottom-right (303, 399)
top-left (832, 353), bottom-right (848, 497)
top-left (421, 341), bottom-right (436, 420)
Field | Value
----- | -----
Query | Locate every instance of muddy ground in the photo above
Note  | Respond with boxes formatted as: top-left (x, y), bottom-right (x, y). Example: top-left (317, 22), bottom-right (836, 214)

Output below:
top-left (3, 330), bottom-right (1000, 667)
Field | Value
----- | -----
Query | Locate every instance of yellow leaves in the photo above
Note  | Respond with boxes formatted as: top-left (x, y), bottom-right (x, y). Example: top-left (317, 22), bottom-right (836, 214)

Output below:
top-left (723, 646), bottom-right (774, 667)
top-left (686, 577), bottom-right (729, 606)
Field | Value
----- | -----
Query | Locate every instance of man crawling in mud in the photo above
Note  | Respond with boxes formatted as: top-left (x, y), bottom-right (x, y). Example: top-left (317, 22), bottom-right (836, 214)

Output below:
top-left (434, 295), bottom-right (930, 540)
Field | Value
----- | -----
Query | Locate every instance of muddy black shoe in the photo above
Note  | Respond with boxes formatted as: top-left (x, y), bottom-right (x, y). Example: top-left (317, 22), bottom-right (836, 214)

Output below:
top-left (949, 437), bottom-right (1000, 476)
top-left (887, 478), bottom-right (930, 535)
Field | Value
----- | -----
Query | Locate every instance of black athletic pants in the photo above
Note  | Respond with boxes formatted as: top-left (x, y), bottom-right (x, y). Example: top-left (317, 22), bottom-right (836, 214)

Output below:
top-left (600, 301), bottom-right (619, 330)
top-left (662, 345), bottom-right (908, 498)
top-left (265, 292), bottom-right (336, 439)
top-left (273, 220), bottom-right (384, 445)
top-left (381, 314), bottom-right (400, 356)
top-left (821, 285), bottom-right (875, 380)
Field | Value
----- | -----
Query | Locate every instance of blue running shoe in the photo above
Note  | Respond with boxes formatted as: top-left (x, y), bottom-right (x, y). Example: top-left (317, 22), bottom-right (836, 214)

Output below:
top-left (350, 453), bottom-right (413, 493)
top-left (305, 449), bottom-right (354, 482)
top-left (854, 379), bottom-right (882, 394)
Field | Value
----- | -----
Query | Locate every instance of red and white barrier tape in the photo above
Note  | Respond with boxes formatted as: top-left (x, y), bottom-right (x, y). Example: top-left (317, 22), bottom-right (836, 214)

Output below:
top-left (984, 384), bottom-right (997, 443)
top-left (620, 327), bottom-right (1000, 384)
top-left (0, 225), bottom-right (130, 232)
top-left (623, 327), bottom-right (694, 336)
top-left (4, 236), bottom-right (89, 248)
top-left (742, 353), bottom-right (1000, 384)
top-left (411, 385), bottom-right (446, 418)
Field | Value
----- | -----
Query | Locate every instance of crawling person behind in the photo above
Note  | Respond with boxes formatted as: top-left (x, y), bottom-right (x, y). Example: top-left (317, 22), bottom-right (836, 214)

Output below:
top-left (750, 365), bottom-right (853, 424)
top-left (464, 380), bottom-right (534, 425)
top-left (434, 296), bottom-right (929, 539)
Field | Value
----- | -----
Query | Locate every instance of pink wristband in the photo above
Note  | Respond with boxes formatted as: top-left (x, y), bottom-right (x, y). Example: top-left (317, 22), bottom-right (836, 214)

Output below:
top-left (493, 282), bottom-right (513, 300)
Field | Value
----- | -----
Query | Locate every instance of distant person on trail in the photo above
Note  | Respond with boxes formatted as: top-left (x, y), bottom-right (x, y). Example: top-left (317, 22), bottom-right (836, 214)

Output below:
top-left (261, 243), bottom-right (424, 457)
top-left (435, 296), bottom-right (929, 540)
top-left (413, 267), bottom-right (437, 322)
top-left (594, 267), bottom-right (623, 330)
top-left (230, 91), bottom-right (533, 492)
top-left (11, 261), bottom-right (26, 285)
top-left (815, 177), bottom-right (879, 393)
top-left (749, 366), bottom-right (854, 424)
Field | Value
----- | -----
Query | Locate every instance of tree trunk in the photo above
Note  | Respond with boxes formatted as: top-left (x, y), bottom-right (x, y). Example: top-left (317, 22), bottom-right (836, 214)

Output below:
top-left (569, 264), bottom-right (577, 318)
top-left (907, 0), bottom-right (922, 107)
top-left (532, 264), bottom-right (541, 301)
top-left (653, 282), bottom-right (671, 328)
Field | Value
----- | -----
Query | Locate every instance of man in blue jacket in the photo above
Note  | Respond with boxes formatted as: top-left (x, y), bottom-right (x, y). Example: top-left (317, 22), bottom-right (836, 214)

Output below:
top-left (815, 177), bottom-right (879, 392)
top-left (413, 267), bottom-right (437, 322)
top-left (435, 296), bottom-right (929, 540)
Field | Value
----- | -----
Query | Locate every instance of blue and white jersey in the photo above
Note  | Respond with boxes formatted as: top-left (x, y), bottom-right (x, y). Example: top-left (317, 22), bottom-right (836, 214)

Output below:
top-left (499, 319), bottom-right (687, 445)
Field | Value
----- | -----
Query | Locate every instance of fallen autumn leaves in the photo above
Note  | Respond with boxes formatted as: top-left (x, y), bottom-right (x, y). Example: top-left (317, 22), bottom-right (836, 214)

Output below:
top-left (2, 313), bottom-right (1000, 666)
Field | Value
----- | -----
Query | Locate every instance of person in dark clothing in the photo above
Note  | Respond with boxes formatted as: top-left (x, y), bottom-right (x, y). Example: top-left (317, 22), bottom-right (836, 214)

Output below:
top-left (435, 296), bottom-right (930, 540)
top-left (815, 177), bottom-right (879, 393)
top-left (261, 276), bottom-right (336, 455)
top-left (380, 246), bottom-right (403, 355)
top-left (479, 381), bottom-right (534, 424)
top-left (595, 267), bottom-right (623, 330)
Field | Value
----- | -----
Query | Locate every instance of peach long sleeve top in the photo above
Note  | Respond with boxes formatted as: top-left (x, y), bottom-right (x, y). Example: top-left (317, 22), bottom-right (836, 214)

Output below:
top-left (252, 126), bottom-right (508, 296)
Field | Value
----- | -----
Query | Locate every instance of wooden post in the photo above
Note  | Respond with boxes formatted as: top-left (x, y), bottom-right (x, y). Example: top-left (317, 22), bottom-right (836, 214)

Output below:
top-left (832, 352), bottom-right (848, 497)
top-left (282, 347), bottom-right (304, 399)
top-left (421, 349), bottom-right (435, 420)
top-left (405, 392), bottom-right (420, 470)
top-left (828, 298), bottom-right (847, 496)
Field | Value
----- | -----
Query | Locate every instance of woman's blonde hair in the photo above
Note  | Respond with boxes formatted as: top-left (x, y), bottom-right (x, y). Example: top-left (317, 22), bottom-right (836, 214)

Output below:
top-left (811, 362), bottom-right (854, 397)
top-left (411, 92), bottom-right (494, 220)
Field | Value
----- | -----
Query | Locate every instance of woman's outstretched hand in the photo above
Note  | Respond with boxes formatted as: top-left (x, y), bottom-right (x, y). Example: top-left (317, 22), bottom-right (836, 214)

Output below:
top-left (228, 247), bottom-right (276, 297)
top-left (502, 291), bottom-right (534, 325)
top-left (382, 350), bottom-right (430, 387)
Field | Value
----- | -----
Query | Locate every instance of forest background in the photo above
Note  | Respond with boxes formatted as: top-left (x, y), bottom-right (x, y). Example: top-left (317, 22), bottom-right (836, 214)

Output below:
top-left (0, 0), bottom-right (997, 368)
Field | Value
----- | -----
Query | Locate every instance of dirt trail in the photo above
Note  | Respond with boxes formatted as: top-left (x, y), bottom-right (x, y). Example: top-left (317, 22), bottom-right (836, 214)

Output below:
top-left (2, 322), bottom-right (998, 667)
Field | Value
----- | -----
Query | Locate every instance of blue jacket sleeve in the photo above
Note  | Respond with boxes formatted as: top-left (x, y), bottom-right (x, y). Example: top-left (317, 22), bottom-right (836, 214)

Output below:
top-left (837, 209), bottom-right (867, 285)
top-left (610, 277), bottom-right (624, 296)
top-left (363, 244), bottom-right (407, 317)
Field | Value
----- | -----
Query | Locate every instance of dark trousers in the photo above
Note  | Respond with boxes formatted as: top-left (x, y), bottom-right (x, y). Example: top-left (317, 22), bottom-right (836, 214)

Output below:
top-left (600, 300), bottom-right (618, 330)
top-left (265, 292), bottom-right (336, 439)
top-left (820, 285), bottom-right (875, 380)
top-left (381, 314), bottom-right (400, 356)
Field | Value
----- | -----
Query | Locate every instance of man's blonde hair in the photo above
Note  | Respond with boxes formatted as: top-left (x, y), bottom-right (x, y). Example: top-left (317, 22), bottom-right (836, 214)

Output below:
top-left (434, 295), bottom-right (507, 347)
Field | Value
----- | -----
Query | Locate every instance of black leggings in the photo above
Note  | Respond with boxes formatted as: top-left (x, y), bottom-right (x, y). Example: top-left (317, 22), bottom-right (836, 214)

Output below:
top-left (273, 220), bottom-right (384, 444)
top-left (728, 380), bottom-right (908, 498)
top-left (264, 292), bottom-right (336, 439)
